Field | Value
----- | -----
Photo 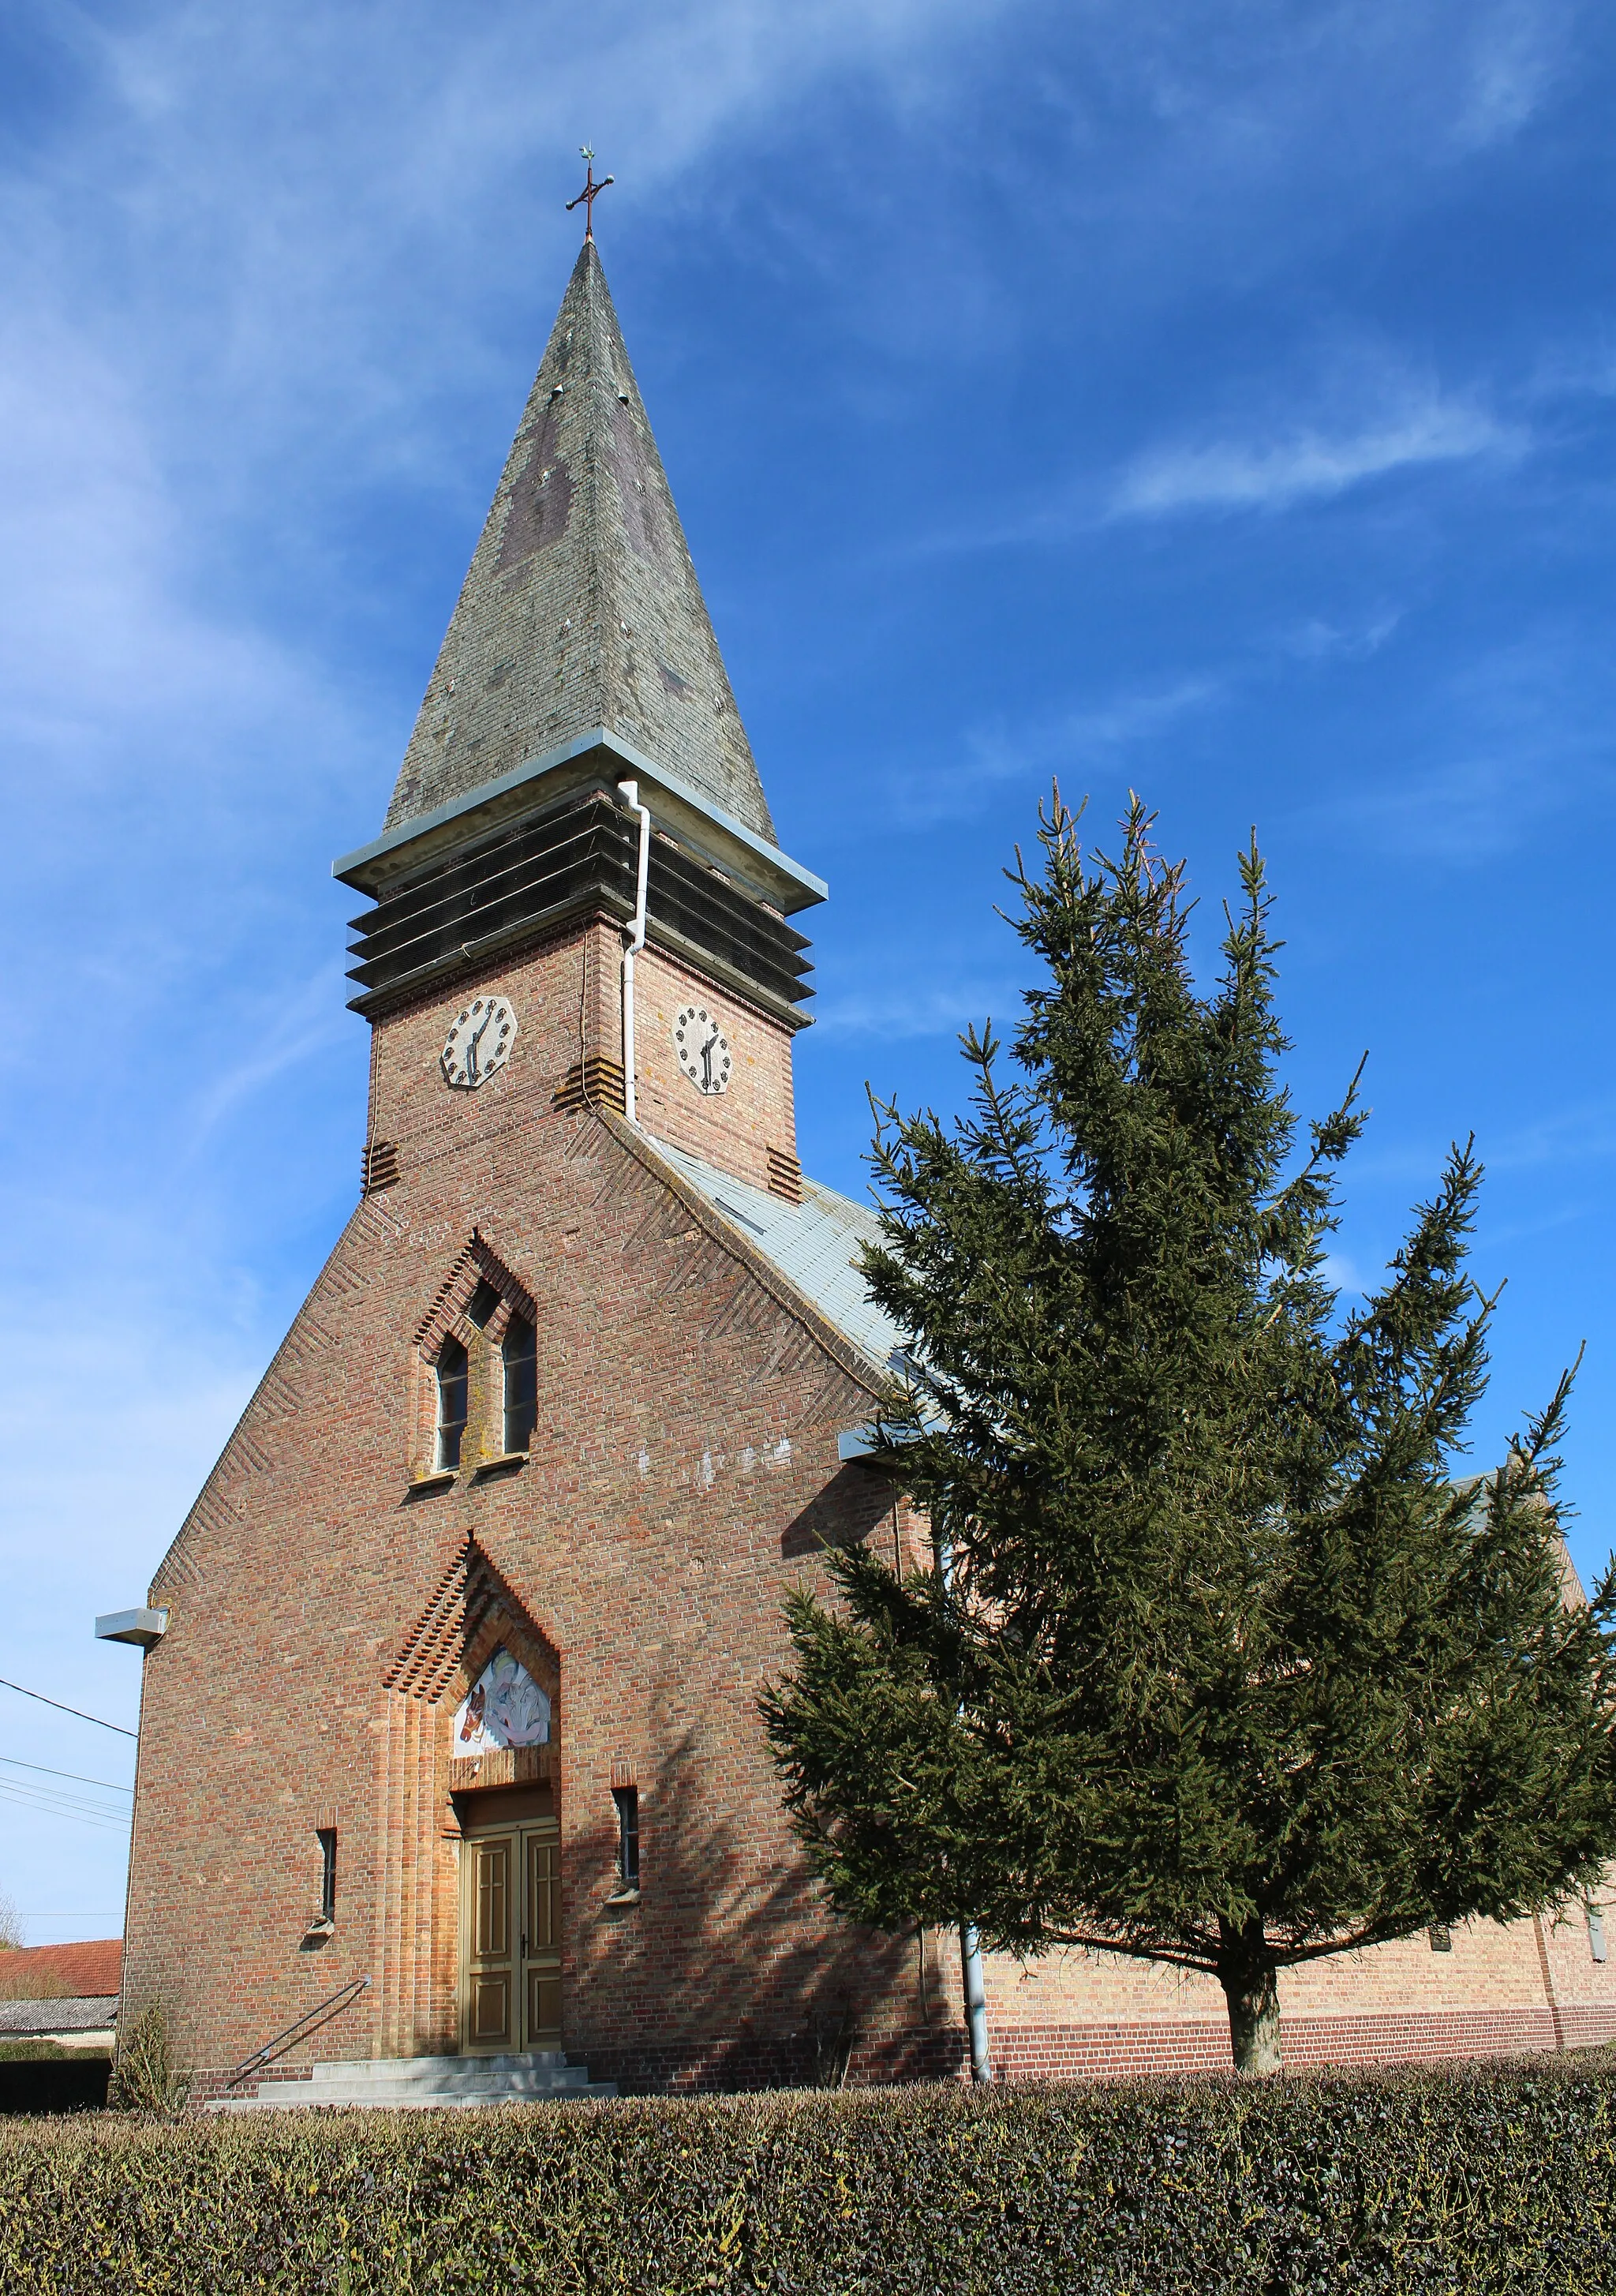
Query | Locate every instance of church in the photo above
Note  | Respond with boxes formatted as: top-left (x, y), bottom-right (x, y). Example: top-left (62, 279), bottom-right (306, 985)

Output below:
top-left (106, 228), bottom-right (1616, 2104)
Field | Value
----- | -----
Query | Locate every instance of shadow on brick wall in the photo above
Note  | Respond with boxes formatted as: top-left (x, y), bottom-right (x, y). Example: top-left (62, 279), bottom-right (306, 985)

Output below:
top-left (780, 1464), bottom-right (896, 1560)
top-left (570, 1723), bottom-right (961, 2096)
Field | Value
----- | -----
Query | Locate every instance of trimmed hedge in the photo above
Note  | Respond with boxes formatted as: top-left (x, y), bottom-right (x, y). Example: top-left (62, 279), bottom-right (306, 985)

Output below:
top-left (0, 2056), bottom-right (1612, 2295)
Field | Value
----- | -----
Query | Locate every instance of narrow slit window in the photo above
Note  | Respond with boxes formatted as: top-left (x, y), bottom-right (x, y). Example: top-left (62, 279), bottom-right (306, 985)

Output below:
top-left (503, 1314), bottom-right (538, 1455)
top-left (613, 1787), bottom-right (640, 1890)
top-left (1589, 1905), bottom-right (1608, 1964)
top-left (1427, 1924), bottom-right (1452, 1953)
top-left (316, 1828), bottom-right (337, 1924)
top-left (436, 1336), bottom-right (468, 1471)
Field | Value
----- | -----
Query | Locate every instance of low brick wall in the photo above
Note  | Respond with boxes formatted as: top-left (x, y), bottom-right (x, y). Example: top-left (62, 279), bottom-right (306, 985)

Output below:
top-left (992, 2003), bottom-right (1616, 2081)
top-left (185, 1998), bottom-right (1616, 2106)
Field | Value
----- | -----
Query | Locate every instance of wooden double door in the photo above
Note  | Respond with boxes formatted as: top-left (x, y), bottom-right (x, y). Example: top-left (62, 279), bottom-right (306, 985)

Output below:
top-left (461, 1818), bottom-right (561, 2053)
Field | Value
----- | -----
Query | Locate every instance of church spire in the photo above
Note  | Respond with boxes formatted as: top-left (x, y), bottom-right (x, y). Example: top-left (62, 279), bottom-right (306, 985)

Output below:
top-left (383, 238), bottom-right (776, 846)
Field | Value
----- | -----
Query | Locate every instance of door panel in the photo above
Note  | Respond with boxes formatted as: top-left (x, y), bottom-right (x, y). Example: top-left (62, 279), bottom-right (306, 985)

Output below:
top-left (462, 1820), bottom-right (562, 2053)
top-left (474, 1837), bottom-right (511, 1956)
top-left (469, 1973), bottom-right (511, 2043)
top-left (465, 1833), bottom-right (515, 2051)
top-left (524, 1827), bottom-right (562, 2046)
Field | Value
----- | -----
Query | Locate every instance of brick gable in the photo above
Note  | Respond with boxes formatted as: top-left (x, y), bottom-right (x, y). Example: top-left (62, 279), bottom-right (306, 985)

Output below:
top-left (124, 987), bottom-right (942, 2085)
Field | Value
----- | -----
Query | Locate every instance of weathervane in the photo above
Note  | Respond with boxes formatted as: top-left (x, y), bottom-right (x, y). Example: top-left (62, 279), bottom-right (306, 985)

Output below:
top-left (567, 147), bottom-right (614, 242)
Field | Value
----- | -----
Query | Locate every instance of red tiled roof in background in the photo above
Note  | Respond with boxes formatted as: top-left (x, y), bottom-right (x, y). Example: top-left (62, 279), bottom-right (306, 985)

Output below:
top-left (0, 1938), bottom-right (121, 1998)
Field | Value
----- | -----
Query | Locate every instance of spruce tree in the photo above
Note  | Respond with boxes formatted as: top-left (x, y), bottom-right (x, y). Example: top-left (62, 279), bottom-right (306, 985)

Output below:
top-left (763, 796), bottom-right (1616, 2075)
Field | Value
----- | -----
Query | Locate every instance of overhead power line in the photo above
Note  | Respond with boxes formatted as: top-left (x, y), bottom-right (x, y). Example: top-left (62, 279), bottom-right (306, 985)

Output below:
top-left (0, 1774), bottom-right (129, 1820)
top-left (0, 1779), bottom-right (131, 1833)
top-left (0, 1678), bottom-right (137, 1739)
top-left (0, 1755), bottom-right (133, 1795)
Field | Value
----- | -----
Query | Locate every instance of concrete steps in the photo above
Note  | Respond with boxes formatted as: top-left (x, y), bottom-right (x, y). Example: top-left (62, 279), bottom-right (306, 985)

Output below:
top-left (211, 2050), bottom-right (616, 2111)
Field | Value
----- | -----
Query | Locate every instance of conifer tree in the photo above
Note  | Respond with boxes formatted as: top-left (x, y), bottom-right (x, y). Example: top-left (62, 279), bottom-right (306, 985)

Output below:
top-left (764, 797), bottom-right (1616, 2075)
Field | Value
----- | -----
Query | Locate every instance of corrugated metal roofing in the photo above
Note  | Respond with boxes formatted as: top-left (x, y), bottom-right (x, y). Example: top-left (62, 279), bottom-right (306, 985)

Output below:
top-left (647, 1136), bottom-right (903, 1375)
top-left (0, 1995), bottom-right (118, 2034)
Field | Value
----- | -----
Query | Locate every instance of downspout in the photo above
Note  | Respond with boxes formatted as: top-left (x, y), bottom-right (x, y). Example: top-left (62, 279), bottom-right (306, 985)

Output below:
top-left (1532, 1911), bottom-right (1566, 2052)
top-left (960, 1921), bottom-right (992, 2084)
top-left (937, 1526), bottom-right (994, 2084)
top-left (617, 779), bottom-right (651, 1124)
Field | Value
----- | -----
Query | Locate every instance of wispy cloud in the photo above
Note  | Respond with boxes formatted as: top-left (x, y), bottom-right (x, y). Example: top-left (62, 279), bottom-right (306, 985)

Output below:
top-left (1487, 1103), bottom-right (1616, 1178)
top-left (813, 977), bottom-right (1025, 1042)
top-left (0, 318), bottom-right (322, 756)
top-left (1279, 610), bottom-right (1404, 663)
top-left (1352, 1099), bottom-right (1616, 1193)
top-left (886, 676), bottom-right (1227, 825)
top-left (1113, 395), bottom-right (1524, 519)
top-left (0, 1266), bottom-right (261, 1935)
top-left (1334, 755), bottom-right (1547, 864)
top-left (186, 965), bottom-right (352, 1139)
top-left (1319, 630), bottom-right (1616, 864)
top-left (1320, 1249), bottom-right (1369, 1301)
top-left (969, 679), bottom-right (1225, 776)
top-left (1450, 0), bottom-right (1567, 152)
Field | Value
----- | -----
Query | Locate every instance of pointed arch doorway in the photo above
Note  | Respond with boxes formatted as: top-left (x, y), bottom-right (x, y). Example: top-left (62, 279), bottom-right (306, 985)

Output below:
top-left (454, 1643), bottom-right (562, 2054)
top-left (385, 1539), bottom-right (565, 2058)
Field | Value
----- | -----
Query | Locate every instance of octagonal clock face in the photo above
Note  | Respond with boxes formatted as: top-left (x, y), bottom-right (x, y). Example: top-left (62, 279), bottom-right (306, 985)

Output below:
top-left (441, 995), bottom-right (517, 1090)
top-left (674, 1004), bottom-right (732, 1096)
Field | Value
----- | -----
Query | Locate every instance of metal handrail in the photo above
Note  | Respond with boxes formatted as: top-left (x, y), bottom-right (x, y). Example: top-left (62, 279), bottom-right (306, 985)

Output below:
top-left (225, 1973), bottom-right (372, 2089)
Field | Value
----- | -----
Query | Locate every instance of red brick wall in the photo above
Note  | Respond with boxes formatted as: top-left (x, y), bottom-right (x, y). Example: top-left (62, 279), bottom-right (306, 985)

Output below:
top-left (357, 912), bottom-right (799, 1201)
top-left (628, 942), bottom-right (798, 1193)
top-left (123, 930), bottom-right (939, 2090)
top-left (978, 1882), bottom-right (1616, 2083)
top-left (986, 2005), bottom-right (1616, 2084)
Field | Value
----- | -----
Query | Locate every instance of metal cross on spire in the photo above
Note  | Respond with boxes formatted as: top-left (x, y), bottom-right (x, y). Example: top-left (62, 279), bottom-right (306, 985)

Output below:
top-left (567, 148), bottom-right (614, 242)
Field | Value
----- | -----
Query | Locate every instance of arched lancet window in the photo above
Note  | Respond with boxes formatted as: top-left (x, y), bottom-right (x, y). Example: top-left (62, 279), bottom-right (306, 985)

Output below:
top-left (503, 1314), bottom-right (537, 1455)
top-left (436, 1335), bottom-right (468, 1471)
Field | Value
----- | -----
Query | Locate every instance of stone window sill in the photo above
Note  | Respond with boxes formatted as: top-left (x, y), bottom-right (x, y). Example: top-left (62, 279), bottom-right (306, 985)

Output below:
top-left (473, 1452), bottom-right (529, 1478)
top-left (409, 1469), bottom-right (457, 1493)
top-left (604, 1886), bottom-right (641, 1908)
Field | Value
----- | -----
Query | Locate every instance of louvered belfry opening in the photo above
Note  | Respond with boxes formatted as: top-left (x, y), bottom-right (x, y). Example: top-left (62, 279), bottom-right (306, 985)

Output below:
top-left (345, 775), bottom-right (813, 1022)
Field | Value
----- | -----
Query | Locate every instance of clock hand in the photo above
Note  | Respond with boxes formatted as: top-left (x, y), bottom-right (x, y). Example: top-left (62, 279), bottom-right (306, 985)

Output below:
top-left (701, 1029), bottom-right (719, 1089)
top-left (465, 1005), bottom-right (495, 1081)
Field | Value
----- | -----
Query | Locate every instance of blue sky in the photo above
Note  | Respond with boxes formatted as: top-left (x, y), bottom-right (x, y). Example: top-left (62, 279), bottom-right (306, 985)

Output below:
top-left (2, 0), bottom-right (1614, 1942)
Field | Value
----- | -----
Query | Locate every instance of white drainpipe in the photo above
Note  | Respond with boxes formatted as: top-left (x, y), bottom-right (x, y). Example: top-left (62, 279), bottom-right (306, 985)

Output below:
top-left (960, 1921), bottom-right (992, 2084)
top-left (938, 1526), bottom-right (993, 2083)
top-left (617, 779), bottom-right (651, 1123)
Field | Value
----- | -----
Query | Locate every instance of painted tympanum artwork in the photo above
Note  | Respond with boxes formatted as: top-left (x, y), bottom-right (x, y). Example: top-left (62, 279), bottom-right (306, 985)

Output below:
top-left (454, 1648), bottom-right (551, 1753)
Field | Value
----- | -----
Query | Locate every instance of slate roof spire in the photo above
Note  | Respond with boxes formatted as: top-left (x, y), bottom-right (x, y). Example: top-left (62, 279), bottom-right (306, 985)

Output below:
top-left (383, 239), bottom-right (776, 845)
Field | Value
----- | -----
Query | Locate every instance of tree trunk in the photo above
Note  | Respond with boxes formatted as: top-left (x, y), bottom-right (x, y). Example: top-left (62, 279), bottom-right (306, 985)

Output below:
top-left (1219, 1939), bottom-right (1282, 2077)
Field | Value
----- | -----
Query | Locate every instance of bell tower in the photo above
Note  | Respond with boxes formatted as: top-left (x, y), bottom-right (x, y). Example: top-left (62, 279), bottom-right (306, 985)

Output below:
top-left (118, 219), bottom-right (935, 2099)
top-left (335, 237), bottom-right (824, 1202)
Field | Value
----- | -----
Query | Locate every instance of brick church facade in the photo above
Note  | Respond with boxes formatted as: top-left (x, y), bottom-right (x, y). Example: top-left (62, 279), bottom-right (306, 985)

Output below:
top-left (112, 238), bottom-right (1615, 2099)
